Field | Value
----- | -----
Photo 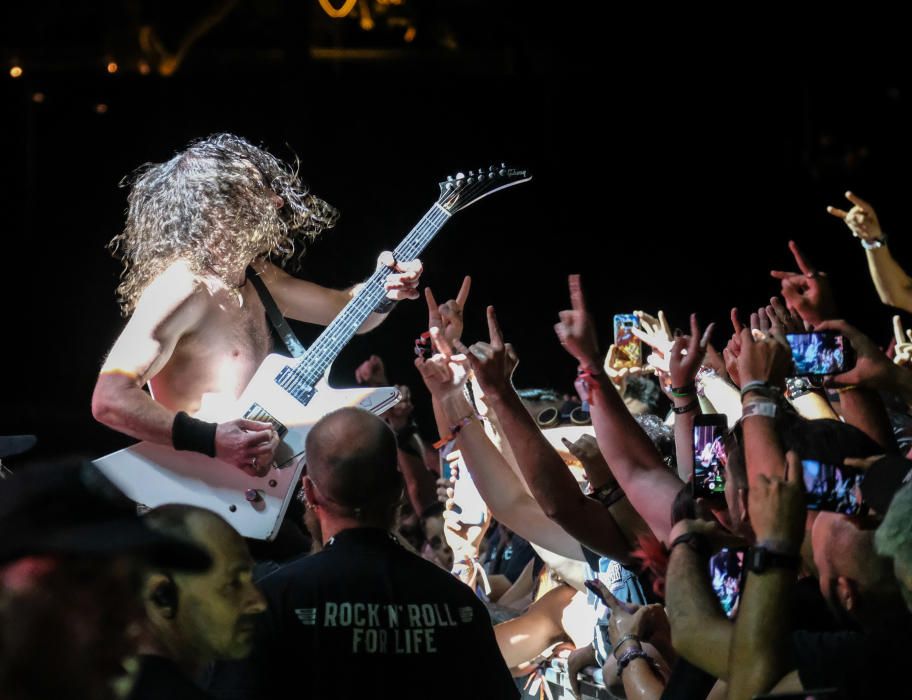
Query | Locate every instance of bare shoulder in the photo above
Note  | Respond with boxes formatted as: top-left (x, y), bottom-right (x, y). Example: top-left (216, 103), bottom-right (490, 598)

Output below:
top-left (128, 259), bottom-right (212, 331)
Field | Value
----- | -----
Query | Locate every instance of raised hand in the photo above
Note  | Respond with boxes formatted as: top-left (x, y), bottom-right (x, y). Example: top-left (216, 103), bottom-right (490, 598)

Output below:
top-left (748, 451), bottom-right (805, 549)
top-left (456, 306), bottom-right (510, 397)
top-left (668, 314), bottom-right (715, 390)
top-left (770, 241), bottom-right (837, 325)
top-left (633, 309), bottom-right (675, 357)
top-left (554, 274), bottom-right (601, 371)
top-left (893, 315), bottom-right (912, 368)
top-left (736, 327), bottom-right (792, 390)
top-left (814, 319), bottom-right (896, 390)
top-left (354, 354), bottom-right (388, 387)
top-left (424, 275), bottom-right (471, 351)
top-left (414, 328), bottom-right (469, 400)
top-left (827, 191), bottom-right (885, 244)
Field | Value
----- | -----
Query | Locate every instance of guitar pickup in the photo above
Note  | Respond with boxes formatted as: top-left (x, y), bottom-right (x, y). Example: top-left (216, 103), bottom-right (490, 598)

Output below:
top-left (243, 404), bottom-right (288, 438)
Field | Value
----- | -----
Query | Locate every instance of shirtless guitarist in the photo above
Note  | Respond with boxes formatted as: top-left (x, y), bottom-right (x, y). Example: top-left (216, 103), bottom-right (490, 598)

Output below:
top-left (92, 133), bottom-right (423, 478)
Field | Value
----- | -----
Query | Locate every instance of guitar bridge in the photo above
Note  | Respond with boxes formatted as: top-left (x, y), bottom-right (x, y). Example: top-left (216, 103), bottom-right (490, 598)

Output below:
top-left (243, 404), bottom-right (288, 438)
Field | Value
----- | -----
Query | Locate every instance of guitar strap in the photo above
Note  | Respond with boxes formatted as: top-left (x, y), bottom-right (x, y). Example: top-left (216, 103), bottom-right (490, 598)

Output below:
top-left (245, 266), bottom-right (306, 358)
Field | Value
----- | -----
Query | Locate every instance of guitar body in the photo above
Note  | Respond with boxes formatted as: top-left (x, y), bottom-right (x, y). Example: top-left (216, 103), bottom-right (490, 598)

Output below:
top-left (94, 353), bottom-right (400, 540)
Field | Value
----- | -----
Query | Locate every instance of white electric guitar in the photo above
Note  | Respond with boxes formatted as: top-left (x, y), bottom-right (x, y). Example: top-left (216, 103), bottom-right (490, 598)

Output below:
top-left (94, 165), bottom-right (532, 540)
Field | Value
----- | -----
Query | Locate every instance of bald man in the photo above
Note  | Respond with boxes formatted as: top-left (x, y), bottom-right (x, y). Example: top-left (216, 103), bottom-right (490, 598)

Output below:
top-left (207, 408), bottom-right (517, 699)
top-left (769, 513), bottom-right (912, 697)
top-left (131, 505), bottom-right (266, 699)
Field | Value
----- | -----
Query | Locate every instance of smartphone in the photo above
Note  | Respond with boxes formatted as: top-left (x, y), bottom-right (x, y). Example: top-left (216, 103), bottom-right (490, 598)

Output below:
top-left (801, 459), bottom-right (864, 515)
top-left (786, 331), bottom-right (855, 376)
top-left (692, 414), bottom-right (729, 498)
top-left (709, 547), bottom-right (745, 619)
top-left (612, 313), bottom-right (642, 369)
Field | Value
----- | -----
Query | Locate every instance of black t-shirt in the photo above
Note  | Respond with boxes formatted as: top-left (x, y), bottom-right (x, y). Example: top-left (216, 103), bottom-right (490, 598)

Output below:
top-left (129, 655), bottom-right (213, 700)
top-left (206, 527), bottom-right (518, 700)
top-left (791, 613), bottom-right (912, 699)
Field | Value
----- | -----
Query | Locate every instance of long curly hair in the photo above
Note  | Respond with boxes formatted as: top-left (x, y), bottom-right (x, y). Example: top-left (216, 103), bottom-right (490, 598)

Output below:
top-left (109, 133), bottom-right (339, 314)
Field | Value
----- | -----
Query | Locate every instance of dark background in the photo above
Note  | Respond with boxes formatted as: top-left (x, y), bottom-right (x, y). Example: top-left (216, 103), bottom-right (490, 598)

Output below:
top-left (3, 2), bottom-right (912, 461)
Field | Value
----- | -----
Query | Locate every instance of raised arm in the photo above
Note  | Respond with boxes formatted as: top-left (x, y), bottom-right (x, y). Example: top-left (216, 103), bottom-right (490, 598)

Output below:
top-left (828, 191), bottom-right (912, 311)
top-left (455, 307), bottom-right (635, 562)
top-left (727, 452), bottom-right (805, 700)
top-left (555, 275), bottom-right (683, 543)
top-left (92, 261), bottom-right (278, 475)
top-left (664, 519), bottom-right (740, 680)
top-left (414, 332), bottom-right (586, 562)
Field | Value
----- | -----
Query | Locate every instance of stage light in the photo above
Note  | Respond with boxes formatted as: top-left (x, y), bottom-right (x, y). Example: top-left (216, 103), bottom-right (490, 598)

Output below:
top-left (138, 60), bottom-right (151, 75)
top-left (32, 92), bottom-right (45, 103)
top-left (107, 61), bottom-right (118, 74)
top-left (404, 26), bottom-right (416, 42)
top-left (95, 103), bottom-right (108, 114)
top-left (10, 66), bottom-right (23, 78)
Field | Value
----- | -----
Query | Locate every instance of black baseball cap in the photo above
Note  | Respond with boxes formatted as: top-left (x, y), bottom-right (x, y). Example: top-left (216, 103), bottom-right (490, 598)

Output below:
top-left (0, 460), bottom-right (211, 570)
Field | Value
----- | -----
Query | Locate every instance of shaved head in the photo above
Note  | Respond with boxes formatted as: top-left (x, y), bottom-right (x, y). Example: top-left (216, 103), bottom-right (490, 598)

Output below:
top-left (305, 408), bottom-right (402, 524)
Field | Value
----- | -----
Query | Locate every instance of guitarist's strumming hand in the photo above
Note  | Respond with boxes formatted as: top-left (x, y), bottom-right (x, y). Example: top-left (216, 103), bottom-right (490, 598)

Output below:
top-left (215, 419), bottom-right (280, 477)
top-left (377, 251), bottom-right (423, 303)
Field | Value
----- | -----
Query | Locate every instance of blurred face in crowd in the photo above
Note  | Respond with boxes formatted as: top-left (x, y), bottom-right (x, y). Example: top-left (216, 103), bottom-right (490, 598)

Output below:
top-left (0, 555), bottom-right (143, 700)
top-left (165, 515), bottom-right (266, 662)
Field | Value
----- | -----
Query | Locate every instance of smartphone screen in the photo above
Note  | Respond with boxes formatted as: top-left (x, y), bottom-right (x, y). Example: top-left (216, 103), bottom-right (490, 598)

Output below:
top-left (786, 331), bottom-right (852, 376)
top-left (801, 459), bottom-right (864, 515)
top-left (709, 547), bottom-right (745, 619)
top-left (613, 314), bottom-right (642, 369)
top-left (693, 416), bottom-right (728, 498)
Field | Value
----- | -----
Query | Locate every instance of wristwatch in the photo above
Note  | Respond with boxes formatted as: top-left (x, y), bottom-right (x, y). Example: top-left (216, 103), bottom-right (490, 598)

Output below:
top-left (746, 546), bottom-right (800, 574)
top-left (858, 233), bottom-right (887, 250)
top-left (785, 376), bottom-right (814, 400)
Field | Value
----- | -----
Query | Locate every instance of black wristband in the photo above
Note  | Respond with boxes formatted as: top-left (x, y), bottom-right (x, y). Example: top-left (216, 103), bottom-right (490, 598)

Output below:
top-left (670, 531), bottom-right (710, 559)
top-left (672, 400), bottom-right (699, 414)
top-left (374, 297), bottom-right (398, 314)
top-left (172, 411), bottom-right (218, 457)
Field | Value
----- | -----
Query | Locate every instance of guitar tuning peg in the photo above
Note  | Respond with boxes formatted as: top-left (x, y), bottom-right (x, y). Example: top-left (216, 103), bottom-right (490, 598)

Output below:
top-left (447, 175), bottom-right (455, 182)
top-left (477, 173), bottom-right (485, 181)
top-left (500, 162), bottom-right (506, 169)
top-left (468, 170), bottom-right (475, 177)
top-left (456, 172), bottom-right (465, 179)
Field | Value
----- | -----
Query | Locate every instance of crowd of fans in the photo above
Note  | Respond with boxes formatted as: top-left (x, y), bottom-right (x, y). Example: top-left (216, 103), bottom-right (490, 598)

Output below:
top-left (4, 189), bottom-right (912, 699)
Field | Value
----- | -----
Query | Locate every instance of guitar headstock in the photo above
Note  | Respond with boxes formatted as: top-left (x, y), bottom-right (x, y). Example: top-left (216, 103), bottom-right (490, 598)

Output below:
top-left (437, 164), bottom-right (532, 214)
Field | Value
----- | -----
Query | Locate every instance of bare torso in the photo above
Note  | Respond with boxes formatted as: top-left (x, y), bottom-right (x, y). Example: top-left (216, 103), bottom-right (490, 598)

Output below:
top-left (149, 279), bottom-right (273, 418)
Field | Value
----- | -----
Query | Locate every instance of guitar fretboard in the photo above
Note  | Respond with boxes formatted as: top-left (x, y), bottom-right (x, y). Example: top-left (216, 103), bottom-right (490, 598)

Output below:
top-left (276, 203), bottom-right (451, 399)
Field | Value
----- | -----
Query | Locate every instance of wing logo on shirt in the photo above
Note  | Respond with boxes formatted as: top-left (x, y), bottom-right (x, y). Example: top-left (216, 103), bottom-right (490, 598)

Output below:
top-left (295, 608), bottom-right (318, 626)
top-left (458, 606), bottom-right (474, 623)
